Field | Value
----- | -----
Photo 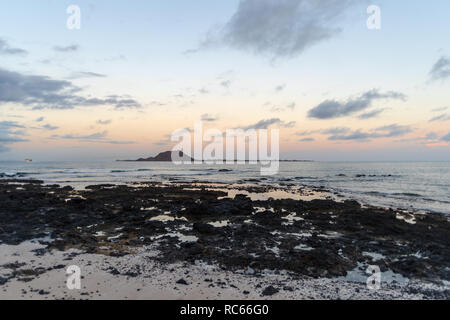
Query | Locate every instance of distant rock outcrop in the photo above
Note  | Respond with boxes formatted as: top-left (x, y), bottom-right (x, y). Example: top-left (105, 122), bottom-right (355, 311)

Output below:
top-left (118, 151), bottom-right (194, 162)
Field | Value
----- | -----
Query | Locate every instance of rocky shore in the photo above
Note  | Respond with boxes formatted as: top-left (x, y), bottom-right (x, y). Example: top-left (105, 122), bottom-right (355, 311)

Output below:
top-left (0, 179), bottom-right (449, 299)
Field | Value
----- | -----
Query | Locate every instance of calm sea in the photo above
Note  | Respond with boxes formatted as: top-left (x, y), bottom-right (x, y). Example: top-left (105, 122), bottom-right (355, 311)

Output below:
top-left (1, 161), bottom-right (449, 215)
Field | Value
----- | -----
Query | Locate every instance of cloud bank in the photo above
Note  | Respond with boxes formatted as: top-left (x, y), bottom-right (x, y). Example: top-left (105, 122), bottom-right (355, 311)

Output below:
top-left (202, 0), bottom-right (361, 59)
top-left (308, 90), bottom-right (406, 119)
top-left (0, 68), bottom-right (141, 110)
top-left (327, 124), bottom-right (413, 141)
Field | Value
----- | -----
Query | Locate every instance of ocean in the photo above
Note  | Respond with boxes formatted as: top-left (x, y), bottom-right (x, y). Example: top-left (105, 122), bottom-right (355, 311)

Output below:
top-left (1, 160), bottom-right (449, 215)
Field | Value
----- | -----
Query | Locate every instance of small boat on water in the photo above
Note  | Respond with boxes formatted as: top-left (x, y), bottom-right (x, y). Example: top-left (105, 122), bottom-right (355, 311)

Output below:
top-left (24, 158), bottom-right (33, 162)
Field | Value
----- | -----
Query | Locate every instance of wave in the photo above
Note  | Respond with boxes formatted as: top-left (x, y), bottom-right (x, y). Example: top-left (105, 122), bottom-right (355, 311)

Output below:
top-left (392, 192), bottom-right (422, 197)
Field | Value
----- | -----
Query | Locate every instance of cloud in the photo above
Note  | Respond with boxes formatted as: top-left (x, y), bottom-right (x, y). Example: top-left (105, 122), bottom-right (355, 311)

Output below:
top-left (392, 131), bottom-right (440, 144)
top-left (429, 56), bottom-right (450, 81)
top-left (201, 0), bottom-right (361, 59)
top-left (35, 117), bottom-right (45, 122)
top-left (42, 124), bottom-right (59, 131)
top-left (154, 141), bottom-right (170, 147)
top-left (0, 121), bottom-right (28, 152)
top-left (432, 106), bottom-right (448, 112)
top-left (308, 89), bottom-right (406, 119)
top-left (299, 137), bottom-right (315, 142)
top-left (275, 84), bottom-right (286, 92)
top-left (0, 121), bottom-right (25, 129)
top-left (51, 131), bottom-right (134, 145)
top-left (442, 132), bottom-right (450, 142)
top-left (201, 114), bottom-right (219, 122)
top-left (57, 131), bottom-right (108, 140)
top-left (268, 102), bottom-right (296, 112)
top-left (0, 39), bottom-right (27, 55)
top-left (0, 67), bottom-right (141, 110)
top-left (429, 113), bottom-right (450, 122)
top-left (96, 119), bottom-right (112, 125)
top-left (327, 124), bottom-right (412, 141)
top-left (358, 108), bottom-right (386, 119)
top-left (68, 72), bottom-right (107, 79)
top-left (240, 118), bottom-right (296, 130)
top-left (295, 130), bottom-right (318, 136)
top-left (53, 44), bottom-right (79, 52)
top-left (220, 80), bottom-right (232, 88)
top-left (425, 132), bottom-right (439, 140)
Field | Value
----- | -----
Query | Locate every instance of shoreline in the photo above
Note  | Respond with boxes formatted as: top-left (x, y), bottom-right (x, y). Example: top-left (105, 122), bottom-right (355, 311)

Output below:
top-left (0, 179), bottom-right (449, 300)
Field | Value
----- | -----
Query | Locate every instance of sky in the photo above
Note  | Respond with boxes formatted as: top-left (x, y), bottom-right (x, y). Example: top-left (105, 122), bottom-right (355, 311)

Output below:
top-left (0, 0), bottom-right (449, 161)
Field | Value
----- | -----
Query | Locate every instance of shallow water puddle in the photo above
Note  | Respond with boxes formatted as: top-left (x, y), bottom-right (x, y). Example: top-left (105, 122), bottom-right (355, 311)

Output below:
top-left (294, 244), bottom-right (314, 251)
top-left (218, 189), bottom-right (329, 201)
top-left (152, 232), bottom-right (198, 243)
top-left (363, 251), bottom-right (386, 261)
top-left (208, 220), bottom-right (229, 227)
top-left (282, 213), bottom-right (305, 225)
top-left (396, 213), bottom-right (416, 224)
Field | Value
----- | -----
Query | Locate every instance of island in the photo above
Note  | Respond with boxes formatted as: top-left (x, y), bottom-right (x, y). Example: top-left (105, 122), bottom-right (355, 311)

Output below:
top-left (117, 151), bottom-right (194, 162)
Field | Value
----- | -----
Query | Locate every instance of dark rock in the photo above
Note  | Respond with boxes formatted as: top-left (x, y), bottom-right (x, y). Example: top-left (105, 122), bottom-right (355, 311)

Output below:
top-left (176, 278), bottom-right (189, 285)
top-left (0, 277), bottom-right (7, 285)
top-left (193, 223), bottom-right (215, 234)
top-left (261, 286), bottom-right (279, 296)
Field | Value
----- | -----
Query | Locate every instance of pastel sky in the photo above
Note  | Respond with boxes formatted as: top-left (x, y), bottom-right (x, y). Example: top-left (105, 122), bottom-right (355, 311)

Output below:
top-left (1, 0), bottom-right (449, 161)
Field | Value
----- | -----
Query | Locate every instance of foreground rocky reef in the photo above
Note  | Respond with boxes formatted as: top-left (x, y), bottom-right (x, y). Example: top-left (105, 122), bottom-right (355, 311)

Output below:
top-left (0, 179), bottom-right (449, 299)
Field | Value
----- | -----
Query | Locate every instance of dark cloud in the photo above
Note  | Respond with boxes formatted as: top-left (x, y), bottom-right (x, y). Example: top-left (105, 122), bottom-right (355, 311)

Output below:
top-left (328, 124), bottom-right (412, 141)
top-left (429, 113), bottom-right (450, 122)
top-left (275, 84), bottom-right (286, 92)
top-left (429, 56), bottom-right (450, 81)
top-left (240, 118), bottom-right (295, 130)
top-left (0, 39), bottom-right (27, 55)
top-left (202, 0), bottom-right (361, 59)
top-left (0, 67), bottom-right (141, 110)
top-left (0, 121), bottom-right (28, 152)
top-left (308, 90), bottom-right (406, 119)
top-left (53, 45), bottom-right (79, 52)
top-left (35, 117), bottom-right (45, 122)
top-left (299, 137), bottom-right (315, 142)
